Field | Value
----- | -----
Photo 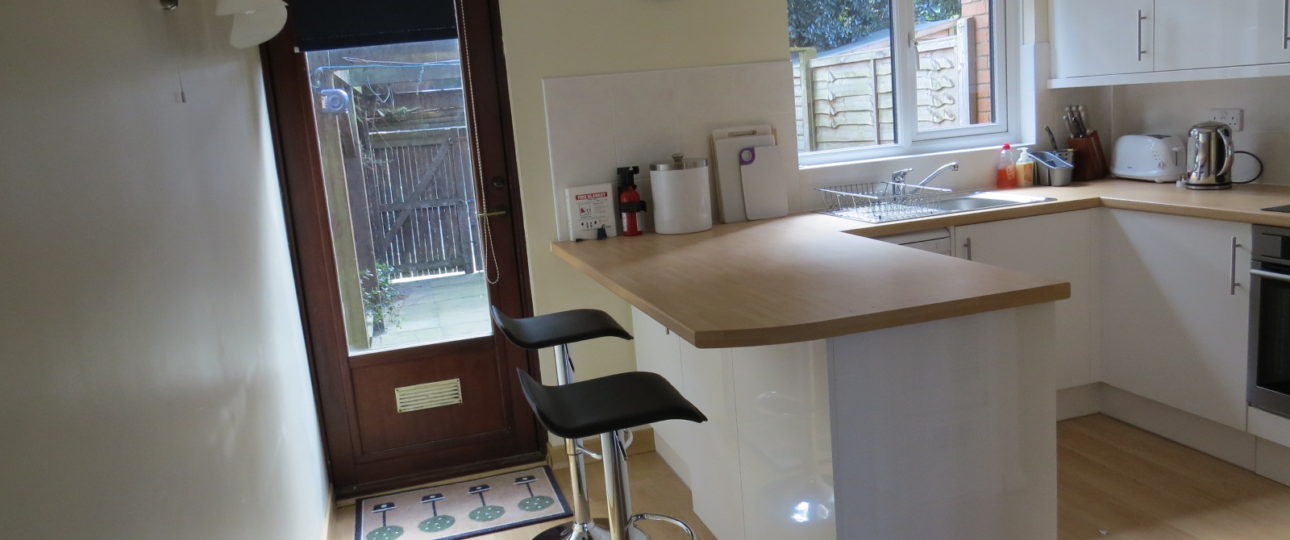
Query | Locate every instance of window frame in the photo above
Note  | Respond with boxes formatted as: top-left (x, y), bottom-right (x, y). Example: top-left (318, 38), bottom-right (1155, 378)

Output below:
top-left (797, 0), bottom-right (1022, 167)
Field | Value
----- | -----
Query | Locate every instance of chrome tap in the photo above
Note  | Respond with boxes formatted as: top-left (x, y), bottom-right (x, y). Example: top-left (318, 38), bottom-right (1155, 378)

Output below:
top-left (889, 168), bottom-right (914, 196)
top-left (917, 161), bottom-right (960, 187)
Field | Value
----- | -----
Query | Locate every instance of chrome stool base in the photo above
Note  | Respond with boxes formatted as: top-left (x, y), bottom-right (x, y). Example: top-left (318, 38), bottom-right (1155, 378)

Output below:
top-left (532, 519), bottom-right (648, 540)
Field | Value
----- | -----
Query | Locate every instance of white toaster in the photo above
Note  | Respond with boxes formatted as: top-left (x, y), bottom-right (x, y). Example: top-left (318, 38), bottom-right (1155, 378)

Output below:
top-left (1111, 134), bottom-right (1185, 183)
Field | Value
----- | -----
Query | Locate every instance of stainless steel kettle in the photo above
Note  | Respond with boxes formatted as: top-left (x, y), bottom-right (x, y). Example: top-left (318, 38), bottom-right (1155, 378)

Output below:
top-left (1184, 121), bottom-right (1235, 190)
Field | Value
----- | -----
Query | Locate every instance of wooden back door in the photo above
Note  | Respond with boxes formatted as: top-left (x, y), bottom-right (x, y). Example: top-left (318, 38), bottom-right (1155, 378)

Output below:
top-left (262, 0), bottom-right (540, 496)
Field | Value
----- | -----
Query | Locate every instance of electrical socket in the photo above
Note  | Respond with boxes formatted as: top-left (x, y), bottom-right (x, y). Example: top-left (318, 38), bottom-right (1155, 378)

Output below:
top-left (1209, 108), bottom-right (1244, 131)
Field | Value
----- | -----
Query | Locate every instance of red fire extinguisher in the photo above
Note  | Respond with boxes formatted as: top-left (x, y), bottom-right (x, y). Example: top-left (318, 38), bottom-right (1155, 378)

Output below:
top-left (617, 166), bottom-right (644, 236)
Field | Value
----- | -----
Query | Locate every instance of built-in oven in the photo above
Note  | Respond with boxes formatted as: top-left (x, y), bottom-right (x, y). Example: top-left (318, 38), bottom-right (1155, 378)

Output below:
top-left (1248, 224), bottom-right (1290, 418)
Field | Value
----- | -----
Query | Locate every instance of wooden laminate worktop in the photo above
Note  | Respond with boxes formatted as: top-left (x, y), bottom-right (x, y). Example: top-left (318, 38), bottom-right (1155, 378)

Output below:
top-left (553, 180), bottom-right (1290, 348)
top-left (553, 215), bottom-right (1074, 349)
top-left (838, 179), bottom-right (1290, 238)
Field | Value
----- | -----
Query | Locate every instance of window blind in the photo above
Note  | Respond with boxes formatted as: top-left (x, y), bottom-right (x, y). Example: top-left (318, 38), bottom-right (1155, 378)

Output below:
top-left (291, 0), bottom-right (457, 51)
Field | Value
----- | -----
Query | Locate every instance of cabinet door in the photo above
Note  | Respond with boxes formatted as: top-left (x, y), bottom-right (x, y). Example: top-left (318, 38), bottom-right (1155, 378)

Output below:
top-left (630, 309), bottom-right (690, 482)
top-left (954, 211), bottom-right (1098, 389)
top-left (1155, 0), bottom-right (1290, 70)
top-left (1101, 210), bottom-right (1251, 430)
top-left (679, 343), bottom-right (745, 539)
top-left (1052, 0), bottom-right (1154, 78)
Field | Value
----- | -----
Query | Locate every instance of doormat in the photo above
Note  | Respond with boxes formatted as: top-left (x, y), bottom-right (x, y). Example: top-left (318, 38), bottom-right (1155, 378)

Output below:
top-left (355, 466), bottom-right (571, 540)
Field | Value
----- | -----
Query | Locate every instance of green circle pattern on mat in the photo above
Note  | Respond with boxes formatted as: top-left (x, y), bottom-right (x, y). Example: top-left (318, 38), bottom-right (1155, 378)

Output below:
top-left (418, 515), bottom-right (455, 533)
top-left (518, 495), bottom-right (554, 512)
top-left (365, 525), bottom-right (404, 540)
top-left (469, 504), bottom-right (505, 522)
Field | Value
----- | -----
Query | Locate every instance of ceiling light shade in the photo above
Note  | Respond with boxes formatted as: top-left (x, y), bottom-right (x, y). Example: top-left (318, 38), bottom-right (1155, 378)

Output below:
top-left (217, 0), bottom-right (287, 48)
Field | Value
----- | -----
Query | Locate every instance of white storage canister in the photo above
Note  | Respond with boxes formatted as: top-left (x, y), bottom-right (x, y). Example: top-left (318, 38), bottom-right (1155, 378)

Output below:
top-left (649, 153), bottom-right (713, 235)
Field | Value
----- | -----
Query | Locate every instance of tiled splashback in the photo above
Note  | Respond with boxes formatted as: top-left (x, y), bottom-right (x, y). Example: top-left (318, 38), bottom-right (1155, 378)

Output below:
top-left (542, 61), bottom-right (800, 240)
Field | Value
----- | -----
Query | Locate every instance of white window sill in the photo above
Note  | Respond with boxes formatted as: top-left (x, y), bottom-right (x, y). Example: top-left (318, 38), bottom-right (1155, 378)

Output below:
top-left (799, 137), bottom-right (1034, 171)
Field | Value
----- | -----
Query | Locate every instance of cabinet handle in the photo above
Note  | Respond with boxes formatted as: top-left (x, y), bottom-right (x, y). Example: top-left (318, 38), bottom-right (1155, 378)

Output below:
top-left (1231, 236), bottom-right (1243, 295)
top-left (1137, 10), bottom-right (1148, 61)
top-left (963, 237), bottom-right (973, 261)
top-left (1283, 0), bottom-right (1289, 49)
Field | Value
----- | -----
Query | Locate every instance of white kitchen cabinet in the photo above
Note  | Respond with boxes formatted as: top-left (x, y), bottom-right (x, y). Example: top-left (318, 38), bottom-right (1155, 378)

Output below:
top-left (630, 309), bottom-right (690, 482)
top-left (1051, 0), bottom-right (1154, 78)
top-left (953, 210), bottom-right (1099, 389)
top-left (1100, 209), bottom-right (1251, 430)
top-left (629, 308), bottom-right (745, 539)
top-left (1154, 0), bottom-right (1290, 71)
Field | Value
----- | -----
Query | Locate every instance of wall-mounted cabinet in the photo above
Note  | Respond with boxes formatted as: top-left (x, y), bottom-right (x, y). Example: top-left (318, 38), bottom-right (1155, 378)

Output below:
top-left (1051, 0), bottom-right (1290, 88)
top-left (1051, 0), bottom-right (1154, 79)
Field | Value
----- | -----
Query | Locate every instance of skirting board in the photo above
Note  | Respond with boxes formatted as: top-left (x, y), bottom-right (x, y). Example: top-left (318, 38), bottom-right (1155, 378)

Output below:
top-left (547, 427), bottom-right (655, 470)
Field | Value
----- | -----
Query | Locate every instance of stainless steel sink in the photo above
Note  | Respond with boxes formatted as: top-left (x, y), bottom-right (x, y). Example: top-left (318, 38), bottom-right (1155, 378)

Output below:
top-left (922, 194), bottom-right (1049, 213)
top-left (924, 197), bottom-right (1009, 211)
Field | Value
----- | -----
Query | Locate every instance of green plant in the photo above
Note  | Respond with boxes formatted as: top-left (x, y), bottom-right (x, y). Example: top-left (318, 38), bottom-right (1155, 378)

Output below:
top-left (362, 262), bottom-right (403, 337)
top-left (787, 0), bottom-right (961, 51)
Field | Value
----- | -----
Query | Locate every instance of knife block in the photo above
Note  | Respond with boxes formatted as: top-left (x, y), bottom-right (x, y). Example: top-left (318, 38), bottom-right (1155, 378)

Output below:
top-left (1068, 131), bottom-right (1109, 182)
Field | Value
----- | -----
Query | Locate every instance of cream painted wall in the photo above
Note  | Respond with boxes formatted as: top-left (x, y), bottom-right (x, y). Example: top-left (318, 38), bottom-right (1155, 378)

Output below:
top-left (1108, 76), bottom-right (1290, 185)
top-left (0, 1), bottom-right (329, 538)
top-left (498, 1), bottom-right (789, 382)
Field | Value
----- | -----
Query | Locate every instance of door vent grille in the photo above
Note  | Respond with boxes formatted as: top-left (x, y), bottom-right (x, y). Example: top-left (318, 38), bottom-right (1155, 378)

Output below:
top-left (395, 379), bottom-right (463, 413)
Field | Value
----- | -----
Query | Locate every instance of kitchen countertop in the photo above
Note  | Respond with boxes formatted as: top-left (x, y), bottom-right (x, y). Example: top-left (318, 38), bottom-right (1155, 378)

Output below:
top-left (552, 211), bottom-right (1071, 349)
top-left (840, 179), bottom-right (1290, 238)
top-left (552, 179), bottom-right (1290, 348)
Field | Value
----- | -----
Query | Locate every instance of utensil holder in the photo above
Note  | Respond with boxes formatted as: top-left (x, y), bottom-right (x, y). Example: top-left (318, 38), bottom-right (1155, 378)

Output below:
top-left (1068, 131), bottom-right (1108, 182)
top-left (1034, 151), bottom-right (1075, 187)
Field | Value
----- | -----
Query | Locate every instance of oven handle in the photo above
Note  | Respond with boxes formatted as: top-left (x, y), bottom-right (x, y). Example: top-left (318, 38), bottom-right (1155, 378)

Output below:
top-left (1251, 268), bottom-right (1290, 283)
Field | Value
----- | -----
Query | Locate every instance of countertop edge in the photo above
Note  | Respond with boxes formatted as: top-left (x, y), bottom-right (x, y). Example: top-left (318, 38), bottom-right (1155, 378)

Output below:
top-left (691, 281), bottom-right (1071, 348)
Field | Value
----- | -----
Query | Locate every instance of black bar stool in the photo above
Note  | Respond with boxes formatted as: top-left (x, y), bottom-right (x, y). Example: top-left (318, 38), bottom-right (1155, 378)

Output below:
top-left (491, 307), bottom-right (632, 540)
top-left (516, 369), bottom-right (707, 540)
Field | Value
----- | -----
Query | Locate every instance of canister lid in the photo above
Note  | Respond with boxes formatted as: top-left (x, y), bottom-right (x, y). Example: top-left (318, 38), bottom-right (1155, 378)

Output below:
top-left (650, 152), bottom-right (708, 171)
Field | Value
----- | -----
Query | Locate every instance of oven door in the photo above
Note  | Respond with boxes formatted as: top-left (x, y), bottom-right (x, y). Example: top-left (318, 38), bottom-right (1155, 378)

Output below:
top-left (1249, 260), bottom-right (1290, 417)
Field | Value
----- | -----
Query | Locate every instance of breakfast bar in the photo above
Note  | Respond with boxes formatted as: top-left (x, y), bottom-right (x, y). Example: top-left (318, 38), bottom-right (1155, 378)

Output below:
top-left (553, 211), bottom-right (1070, 540)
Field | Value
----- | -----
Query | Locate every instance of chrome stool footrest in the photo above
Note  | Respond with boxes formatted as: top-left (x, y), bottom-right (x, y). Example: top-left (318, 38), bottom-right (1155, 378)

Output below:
top-left (627, 513), bottom-right (696, 540)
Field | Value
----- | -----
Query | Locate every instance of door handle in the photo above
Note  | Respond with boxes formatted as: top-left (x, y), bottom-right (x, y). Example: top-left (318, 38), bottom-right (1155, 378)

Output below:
top-left (1231, 236), bottom-right (1243, 295)
top-left (1137, 9), bottom-right (1148, 61)
top-left (963, 237), bottom-right (973, 260)
top-left (1284, 0), bottom-right (1289, 49)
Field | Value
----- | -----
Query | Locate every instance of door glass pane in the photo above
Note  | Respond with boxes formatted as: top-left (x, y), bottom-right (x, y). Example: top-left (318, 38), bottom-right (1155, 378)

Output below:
top-left (304, 41), bottom-right (491, 353)
top-left (913, 0), bottom-right (996, 133)
top-left (788, 0), bottom-right (897, 152)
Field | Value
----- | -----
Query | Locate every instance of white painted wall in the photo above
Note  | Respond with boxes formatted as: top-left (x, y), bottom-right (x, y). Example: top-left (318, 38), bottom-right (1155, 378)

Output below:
top-left (1108, 76), bottom-right (1290, 184)
top-left (0, 2), bottom-right (330, 538)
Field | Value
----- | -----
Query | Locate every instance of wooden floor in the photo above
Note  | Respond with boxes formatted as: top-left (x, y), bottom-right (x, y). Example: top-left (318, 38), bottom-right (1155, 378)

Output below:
top-left (334, 414), bottom-right (1290, 539)
top-left (1060, 414), bottom-right (1290, 539)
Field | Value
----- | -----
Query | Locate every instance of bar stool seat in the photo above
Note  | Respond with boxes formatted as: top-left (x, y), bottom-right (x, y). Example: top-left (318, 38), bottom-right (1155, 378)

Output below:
top-left (516, 370), bottom-right (707, 439)
top-left (491, 306), bottom-right (634, 539)
top-left (492, 308), bottom-right (631, 350)
top-left (516, 369), bottom-right (706, 540)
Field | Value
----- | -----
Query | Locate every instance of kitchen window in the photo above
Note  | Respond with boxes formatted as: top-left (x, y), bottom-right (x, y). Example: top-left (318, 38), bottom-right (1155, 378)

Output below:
top-left (790, 0), bottom-right (1020, 165)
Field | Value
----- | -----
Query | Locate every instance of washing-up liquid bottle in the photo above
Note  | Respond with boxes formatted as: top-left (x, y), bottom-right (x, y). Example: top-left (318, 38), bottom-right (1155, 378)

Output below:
top-left (1015, 148), bottom-right (1036, 187)
top-left (617, 166), bottom-right (644, 236)
top-left (996, 143), bottom-right (1018, 189)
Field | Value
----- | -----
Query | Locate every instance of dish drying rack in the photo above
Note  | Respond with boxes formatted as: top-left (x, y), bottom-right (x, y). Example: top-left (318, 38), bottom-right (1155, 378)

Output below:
top-left (817, 181), bottom-right (957, 224)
